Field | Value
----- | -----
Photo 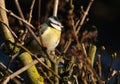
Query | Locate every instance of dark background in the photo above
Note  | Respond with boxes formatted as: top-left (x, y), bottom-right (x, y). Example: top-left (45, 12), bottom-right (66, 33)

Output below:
top-left (5, 0), bottom-right (120, 52)
top-left (3, 0), bottom-right (120, 66)
top-left (90, 0), bottom-right (120, 83)
top-left (1, 0), bottom-right (120, 83)
top-left (90, 0), bottom-right (120, 52)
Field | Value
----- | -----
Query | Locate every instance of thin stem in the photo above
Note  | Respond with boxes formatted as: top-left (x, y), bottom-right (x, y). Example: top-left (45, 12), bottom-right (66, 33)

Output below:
top-left (0, 20), bottom-right (17, 38)
top-left (14, 0), bottom-right (24, 25)
top-left (14, 0), bottom-right (25, 19)
top-left (105, 70), bottom-right (119, 84)
top-left (16, 43), bottom-right (60, 79)
top-left (3, 58), bottom-right (41, 84)
top-left (22, 0), bottom-right (36, 41)
top-left (28, 0), bottom-right (35, 22)
top-left (53, 0), bottom-right (59, 16)
top-left (0, 6), bottom-right (42, 49)
top-left (38, 67), bottom-right (54, 84)
top-left (38, 0), bottom-right (41, 26)
top-left (79, 44), bottom-right (103, 84)
top-left (76, 0), bottom-right (94, 34)
top-left (54, 62), bottom-right (59, 84)
top-left (98, 54), bottom-right (102, 78)
top-left (0, 6), bottom-right (35, 29)
top-left (0, 63), bottom-right (23, 81)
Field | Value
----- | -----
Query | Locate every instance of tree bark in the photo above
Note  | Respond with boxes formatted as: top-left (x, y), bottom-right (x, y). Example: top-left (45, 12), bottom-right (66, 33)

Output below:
top-left (19, 52), bottom-right (44, 84)
top-left (0, 0), bottom-right (44, 84)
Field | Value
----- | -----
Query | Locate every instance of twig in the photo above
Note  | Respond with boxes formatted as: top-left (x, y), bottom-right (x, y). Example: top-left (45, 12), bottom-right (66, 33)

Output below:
top-left (81, 43), bottom-right (88, 57)
top-left (63, 38), bottom-right (73, 54)
top-left (37, 0), bottom-right (41, 26)
top-left (73, 75), bottom-right (79, 84)
top-left (79, 44), bottom-right (103, 84)
top-left (0, 63), bottom-right (24, 81)
top-left (37, 67), bottom-right (53, 84)
top-left (105, 70), bottom-right (120, 84)
top-left (0, 5), bottom-right (43, 49)
top-left (0, 0), bottom-right (15, 44)
top-left (9, 41), bottom-right (61, 80)
top-left (28, 0), bottom-right (35, 22)
top-left (34, 55), bottom-right (61, 79)
top-left (14, 0), bottom-right (24, 26)
top-left (105, 60), bottom-right (115, 83)
top-left (0, 20), bottom-right (17, 38)
top-left (22, 0), bottom-right (36, 40)
top-left (2, 58), bottom-right (43, 84)
top-left (61, 0), bottom-right (95, 56)
top-left (75, 19), bottom-right (80, 30)
top-left (16, 43), bottom-right (35, 56)
top-left (3, 56), bottom-right (61, 84)
top-left (53, 0), bottom-right (59, 16)
top-left (76, 0), bottom-right (94, 34)
top-left (72, 18), bottom-right (80, 47)
top-left (36, 0), bottom-right (44, 47)
top-left (0, 5), bottom-right (35, 29)
top-left (18, 45), bottom-right (61, 79)
top-left (56, 38), bottom-right (72, 63)
top-left (97, 54), bottom-right (102, 78)
top-left (47, 0), bottom-right (61, 81)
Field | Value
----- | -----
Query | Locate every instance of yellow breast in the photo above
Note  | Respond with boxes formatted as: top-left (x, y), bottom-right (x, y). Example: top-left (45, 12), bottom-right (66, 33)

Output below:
top-left (41, 27), bottom-right (61, 50)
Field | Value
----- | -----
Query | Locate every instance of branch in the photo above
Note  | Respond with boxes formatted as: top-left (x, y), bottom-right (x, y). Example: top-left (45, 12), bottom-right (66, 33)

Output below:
top-left (3, 57), bottom-right (44, 84)
top-left (0, 20), bottom-right (17, 38)
top-left (15, 43), bottom-right (61, 79)
top-left (97, 54), bottom-right (102, 78)
top-left (37, 67), bottom-right (54, 84)
top-left (0, 0), bottom-right (14, 43)
top-left (28, 0), bottom-right (35, 22)
top-left (76, 0), bottom-right (94, 34)
top-left (105, 70), bottom-right (120, 83)
top-left (53, 0), bottom-right (59, 16)
top-left (81, 43), bottom-right (102, 83)
top-left (0, 6), bottom-right (35, 29)
top-left (0, 63), bottom-right (24, 82)
top-left (22, 0), bottom-right (36, 40)
top-left (0, 5), bottom-right (42, 49)
top-left (37, 0), bottom-right (41, 26)
top-left (14, 0), bottom-right (24, 26)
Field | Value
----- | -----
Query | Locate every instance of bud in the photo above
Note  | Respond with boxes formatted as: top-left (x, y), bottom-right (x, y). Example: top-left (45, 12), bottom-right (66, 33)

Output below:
top-left (100, 46), bottom-right (105, 51)
top-left (112, 52), bottom-right (117, 59)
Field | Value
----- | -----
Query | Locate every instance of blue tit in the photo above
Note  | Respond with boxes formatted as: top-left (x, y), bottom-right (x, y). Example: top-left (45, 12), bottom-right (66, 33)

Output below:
top-left (28, 16), bottom-right (63, 55)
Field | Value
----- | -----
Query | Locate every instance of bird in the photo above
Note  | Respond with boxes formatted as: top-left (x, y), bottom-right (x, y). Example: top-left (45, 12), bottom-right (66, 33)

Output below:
top-left (27, 16), bottom-right (63, 55)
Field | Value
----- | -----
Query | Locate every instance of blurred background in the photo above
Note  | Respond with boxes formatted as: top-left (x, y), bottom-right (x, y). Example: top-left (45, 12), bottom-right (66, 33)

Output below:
top-left (1, 0), bottom-right (120, 83)
top-left (90, 0), bottom-right (120, 83)
top-left (4, 0), bottom-right (120, 51)
top-left (91, 0), bottom-right (120, 51)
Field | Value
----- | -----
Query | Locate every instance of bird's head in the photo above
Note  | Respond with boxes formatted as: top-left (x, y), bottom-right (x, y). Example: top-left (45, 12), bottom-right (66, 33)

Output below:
top-left (46, 16), bottom-right (63, 31)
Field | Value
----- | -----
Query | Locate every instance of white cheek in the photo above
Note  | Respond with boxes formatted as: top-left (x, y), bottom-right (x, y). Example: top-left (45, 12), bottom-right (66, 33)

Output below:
top-left (50, 23), bottom-right (61, 31)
